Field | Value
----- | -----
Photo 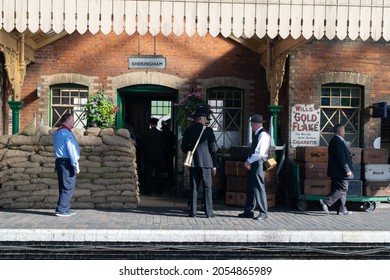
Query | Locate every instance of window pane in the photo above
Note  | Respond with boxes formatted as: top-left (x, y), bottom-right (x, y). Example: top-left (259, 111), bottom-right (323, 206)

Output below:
top-left (341, 88), bottom-right (350, 97)
top-left (321, 88), bottom-right (330, 96)
top-left (341, 98), bottom-right (350, 106)
top-left (321, 97), bottom-right (330, 106)
top-left (331, 97), bottom-right (340, 106)
top-left (331, 88), bottom-right (340, 96)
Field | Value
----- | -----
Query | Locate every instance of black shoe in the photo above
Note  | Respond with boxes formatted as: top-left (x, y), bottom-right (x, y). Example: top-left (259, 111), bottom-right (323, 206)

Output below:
top-left (319, 199), bottom-right (329, 214)
top-left (338, 210), bottom-right (352, 215)
top-left (254, 213), bottom-right (268, 221)
top-left (238, 211), bottom-right (254, 218)
top-left (188, 213), bottom-right (196, 218)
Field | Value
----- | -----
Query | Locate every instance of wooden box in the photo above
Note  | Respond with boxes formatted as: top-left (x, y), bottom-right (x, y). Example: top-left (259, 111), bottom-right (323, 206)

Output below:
top-left (364, 164), bottom-right (390, 181)
top-left (225, 191), bottom-right (276, 208)
top-left (302, 178), bottom-right (331, 195)
top-left (229, 146), bottom-right (250, 161)
top-left (347, 180), bottom-right (363, 197)
top-left (226, 176), bottom-right (247, 192)
top-left (225, 160), bottom-right (247, 177)
top-left (267, 193), bottom-right (276, 208)
top-left (296, 146), bottom-right (328, 163)
top-left (364, 180), bottom-right (390, 196)
top-left (362, 148), bottom-right (389, 164)
top-left (225, 191), bottom-right (246, 207)
top-left (299, 162), bottom-right (328, 178)
top-left (226, 176), bottom-right (277, 194)
top-left (349, 164), bottom-right (361, 180)
top-left (350, 147), bottom-right (362, 164)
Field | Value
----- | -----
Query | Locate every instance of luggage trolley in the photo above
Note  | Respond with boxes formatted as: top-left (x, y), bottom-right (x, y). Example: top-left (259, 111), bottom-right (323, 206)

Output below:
top-left (289, 161), bottom-right (390, 212)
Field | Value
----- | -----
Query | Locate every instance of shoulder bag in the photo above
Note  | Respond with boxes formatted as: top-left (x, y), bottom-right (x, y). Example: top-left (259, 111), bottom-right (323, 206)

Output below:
top-left (184, 126), bottom-right (206, 167)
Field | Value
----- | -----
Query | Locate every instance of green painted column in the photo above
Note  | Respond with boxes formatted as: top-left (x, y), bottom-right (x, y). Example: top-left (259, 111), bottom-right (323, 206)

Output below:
top-left (267, 105), bottom-right (282, 146)
top-left (8, 100), bottom-right (24, 134)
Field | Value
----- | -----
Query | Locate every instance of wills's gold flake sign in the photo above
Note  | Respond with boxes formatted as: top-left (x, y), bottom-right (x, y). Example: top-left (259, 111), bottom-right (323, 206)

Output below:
top-left (290, 104), bottom-right (321, 147)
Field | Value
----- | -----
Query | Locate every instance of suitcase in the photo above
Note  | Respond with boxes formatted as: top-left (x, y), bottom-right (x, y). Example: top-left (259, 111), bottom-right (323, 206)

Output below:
top-left (364, 180), bottom-right (390, 196)
top-left (299, 162), bottom-right (328, 178)
top-left (347, 180), bottom-right (363, 196)
top-left (349, 164), bottom-right (361, 180)
top-left (225, 191), bottom-right (276, 208)
top-left (225, 160), bottom-right (247, 177)
top-left (226, 176), bottom-right (247, 193)
top-left (296, 146), bottom-right (328, 163)
top-left (229, 146), bottom-right (250, 161)
top-left (363, 164), bottom-right (390, 181)
top-left (225, 191), bottom-right (246, 206)
top-left (349, 147), bottom-right (362, 164)
top-left (362, 148), bottom-right (389, 164)
top-left (302, 178), bottom-right (331, 195)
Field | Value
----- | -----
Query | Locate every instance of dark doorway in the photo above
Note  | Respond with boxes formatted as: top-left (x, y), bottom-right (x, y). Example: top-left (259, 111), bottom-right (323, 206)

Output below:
top-left (118, 85), bottom-right (178, 201)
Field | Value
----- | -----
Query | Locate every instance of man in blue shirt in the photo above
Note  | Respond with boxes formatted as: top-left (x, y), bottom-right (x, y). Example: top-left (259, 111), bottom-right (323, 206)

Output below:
top-left (53, 113), bottom-right (80, 217)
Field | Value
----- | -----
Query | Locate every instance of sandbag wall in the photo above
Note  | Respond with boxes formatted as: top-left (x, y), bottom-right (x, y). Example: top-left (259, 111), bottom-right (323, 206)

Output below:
top-left (0, 126), bottom-right (139, 209)
top-left (224, 160), bottom-right (277, 208)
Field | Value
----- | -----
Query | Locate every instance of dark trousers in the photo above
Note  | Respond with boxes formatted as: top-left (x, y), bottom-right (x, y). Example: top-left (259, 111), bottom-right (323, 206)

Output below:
top-left (323, 178), bottom-right (349, 212)
top-left (244, 161), bottom-right (268, 215)
top-left (55, 158), bottom-right (76, 214)
top-left (144, 160), bottom-right (163, 194)
top-left (189, 167), bottom-right (214, 216)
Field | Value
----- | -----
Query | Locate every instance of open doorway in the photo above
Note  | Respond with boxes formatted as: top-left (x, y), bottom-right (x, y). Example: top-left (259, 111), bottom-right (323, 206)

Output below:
top-left (118, 85), bottom-right (179, 204)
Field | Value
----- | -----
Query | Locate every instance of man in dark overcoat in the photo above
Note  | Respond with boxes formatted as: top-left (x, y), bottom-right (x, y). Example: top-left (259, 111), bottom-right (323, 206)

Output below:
top-left (181, 105), bottom-right (218, 218)
top-left (320, 124), bottom-right (353, 215)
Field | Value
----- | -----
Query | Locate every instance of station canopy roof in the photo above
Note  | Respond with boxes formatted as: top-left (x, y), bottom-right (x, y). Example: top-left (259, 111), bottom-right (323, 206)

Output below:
top-left (1, 0), bottom-right (390, 42)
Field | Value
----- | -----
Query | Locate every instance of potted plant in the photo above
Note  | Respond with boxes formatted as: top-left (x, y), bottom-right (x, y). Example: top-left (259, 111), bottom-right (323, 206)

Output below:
top-left (84, 87), bottom-right (119, 128)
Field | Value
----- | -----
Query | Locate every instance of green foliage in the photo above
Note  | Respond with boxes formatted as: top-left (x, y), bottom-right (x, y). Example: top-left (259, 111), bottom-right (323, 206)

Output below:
top-left (174, 92), bottom-right (206, 132)
top-left (84, 87), bottom-right (119, 128)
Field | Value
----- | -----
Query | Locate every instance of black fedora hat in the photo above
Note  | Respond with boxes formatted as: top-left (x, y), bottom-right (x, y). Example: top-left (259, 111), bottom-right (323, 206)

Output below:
top-left (250, 114), bottom-right (266, 123)
top-left (194, 105), bottom-right (209, 118)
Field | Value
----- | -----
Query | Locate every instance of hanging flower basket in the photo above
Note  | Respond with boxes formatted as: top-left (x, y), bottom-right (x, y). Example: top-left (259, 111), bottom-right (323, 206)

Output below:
top-left (84, 87), bottom-right (119, 128)
top-left (174, 91), bottom-right (208, 132)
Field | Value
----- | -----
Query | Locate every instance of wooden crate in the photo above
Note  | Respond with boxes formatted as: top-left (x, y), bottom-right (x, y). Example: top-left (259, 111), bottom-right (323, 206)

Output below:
top-left (229, 146), bottom-right (250, 161)
top-left (362, 148), bottom-right (389, 164)
top-left (349, 164), bottom-right (361, 180)
top-left (226, 176), bottom-right (247, 192)
top-left (299, 162), bottom-right (328, 178)
top-left (302, 178), bottom-right (331, 195)
top-left (350, 147), bottom-right (362, 164)
top-left (225, 160), bottom-right (247, 177)
top-left (226, 175), bottom-right (277, 193)
top-left (347, 180), bottom-right (363, 197)
top-left (225, 191), bottom-right (276, 208)
top-left (296, 146), bottom-right (328, 163)
top-left (364, 181), bottom-right (390, 196)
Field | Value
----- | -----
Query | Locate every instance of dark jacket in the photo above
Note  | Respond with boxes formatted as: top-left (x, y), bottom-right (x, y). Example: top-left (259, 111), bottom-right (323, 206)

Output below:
top-left (142, 127), bottom-right (165, 162)
top-left (181, 123), bottom-right (218, 168)
top-left (327, 135), bottom-right (353, 179)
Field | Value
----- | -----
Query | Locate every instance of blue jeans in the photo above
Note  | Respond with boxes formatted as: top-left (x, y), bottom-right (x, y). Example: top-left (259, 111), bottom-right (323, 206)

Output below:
top-left (55, 158), bottom-right (76, 214)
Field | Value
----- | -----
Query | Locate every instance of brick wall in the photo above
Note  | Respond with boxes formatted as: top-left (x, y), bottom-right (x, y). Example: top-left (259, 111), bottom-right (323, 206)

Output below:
top-left (20, 33), bottom-right (267, 130)
top-left (284, 39), bottom-right (390, 157)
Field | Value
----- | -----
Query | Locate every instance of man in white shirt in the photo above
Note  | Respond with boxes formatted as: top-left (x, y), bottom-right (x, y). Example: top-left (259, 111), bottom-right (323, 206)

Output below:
top-left (239, 114), bottom-right (271, 220)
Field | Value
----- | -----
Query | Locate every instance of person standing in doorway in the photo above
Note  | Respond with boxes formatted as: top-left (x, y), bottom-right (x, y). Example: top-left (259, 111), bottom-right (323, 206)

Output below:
top-left (53, 113), bottom-right (80, 217)
top-left (320, 124), bottom-right (353, 215)
top-left (141, 117), bottom-right (165, 194)
top-left (161, 119), bottom-right (175, 183)
top-left (181, 105), bottom-right (218, 218)
top-left (239, 114), bottom-right (271, 221)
